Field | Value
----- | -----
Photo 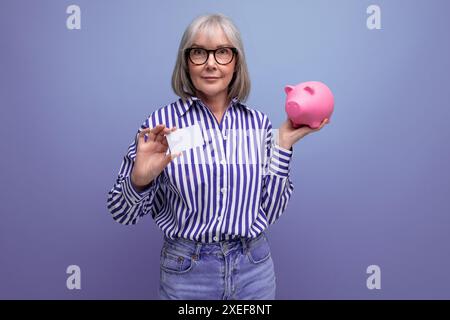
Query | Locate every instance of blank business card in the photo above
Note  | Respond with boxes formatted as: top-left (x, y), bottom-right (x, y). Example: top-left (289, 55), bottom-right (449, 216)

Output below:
top-left (166, 123), bottom-right (204, 154)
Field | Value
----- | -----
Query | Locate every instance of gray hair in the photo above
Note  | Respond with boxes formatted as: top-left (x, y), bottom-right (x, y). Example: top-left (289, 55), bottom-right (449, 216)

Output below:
top-left (171, 13), bottom-right (251, 102)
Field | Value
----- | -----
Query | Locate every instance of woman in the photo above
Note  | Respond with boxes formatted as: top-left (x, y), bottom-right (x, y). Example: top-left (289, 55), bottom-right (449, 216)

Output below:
top-left (107, 13), bottom-right (328, 300)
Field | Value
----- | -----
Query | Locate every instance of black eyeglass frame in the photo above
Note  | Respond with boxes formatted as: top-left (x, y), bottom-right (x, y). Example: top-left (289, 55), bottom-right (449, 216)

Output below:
top-left (185, 47), bottom-right (238, 65)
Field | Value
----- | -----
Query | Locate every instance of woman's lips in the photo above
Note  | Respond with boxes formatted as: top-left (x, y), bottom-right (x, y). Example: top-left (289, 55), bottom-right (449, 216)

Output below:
top-left (202, 77), bottom-right (220, 80)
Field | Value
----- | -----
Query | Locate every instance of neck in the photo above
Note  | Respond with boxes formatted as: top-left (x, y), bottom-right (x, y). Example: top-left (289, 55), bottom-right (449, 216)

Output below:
top-left (196, 91), bottom-right (230, 114)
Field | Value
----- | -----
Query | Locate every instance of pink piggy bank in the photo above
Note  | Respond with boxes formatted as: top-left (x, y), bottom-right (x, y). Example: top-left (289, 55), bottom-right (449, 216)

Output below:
top-left (285, 81), bottom-right (334, 129)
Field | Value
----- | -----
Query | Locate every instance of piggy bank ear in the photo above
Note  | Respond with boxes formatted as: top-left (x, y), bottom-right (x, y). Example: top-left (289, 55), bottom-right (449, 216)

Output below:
top-left (284, 85), bottom-right (295, 94)
top-left (304, 86), bottom-right (315, 95)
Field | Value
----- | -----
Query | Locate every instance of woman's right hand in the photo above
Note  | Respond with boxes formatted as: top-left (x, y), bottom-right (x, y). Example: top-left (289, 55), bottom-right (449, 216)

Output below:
top-left (131, 124), bottom-right (180, 191)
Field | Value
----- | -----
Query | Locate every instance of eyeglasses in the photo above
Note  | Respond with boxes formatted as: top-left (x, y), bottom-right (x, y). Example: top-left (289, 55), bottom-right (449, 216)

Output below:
top-left (185, 47), bottom-right (237, 65)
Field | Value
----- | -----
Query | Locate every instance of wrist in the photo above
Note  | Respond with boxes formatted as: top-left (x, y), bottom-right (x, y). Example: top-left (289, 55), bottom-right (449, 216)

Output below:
top-left (131, 172), bottom-right (151, 191)
top-left (277, 139), bottom-right (292, 150)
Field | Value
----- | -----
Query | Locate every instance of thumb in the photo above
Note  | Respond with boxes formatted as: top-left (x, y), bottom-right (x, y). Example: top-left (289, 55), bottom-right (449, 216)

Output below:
top-left (164, 151), bottom-right (181, 165)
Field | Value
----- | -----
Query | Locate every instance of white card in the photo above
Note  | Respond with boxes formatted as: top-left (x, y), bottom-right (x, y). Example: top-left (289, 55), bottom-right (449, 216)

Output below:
top-left (166, 123), bottom-right (204, 154)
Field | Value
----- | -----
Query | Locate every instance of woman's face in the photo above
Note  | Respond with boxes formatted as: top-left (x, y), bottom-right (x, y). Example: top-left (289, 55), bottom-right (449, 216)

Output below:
top-left (187, 27), bottom-right (236, 101)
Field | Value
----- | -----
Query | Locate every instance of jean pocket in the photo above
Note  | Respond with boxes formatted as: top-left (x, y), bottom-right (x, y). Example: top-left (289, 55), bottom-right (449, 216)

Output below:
top-left (246, 234), bottom-right (271, 264)
top-left (160, 245), bottom-right (196, 274)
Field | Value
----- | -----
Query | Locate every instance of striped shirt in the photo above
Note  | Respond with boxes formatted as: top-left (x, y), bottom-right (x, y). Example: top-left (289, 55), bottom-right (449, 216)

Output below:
top-left (107, 96), bottom-right (294, 243)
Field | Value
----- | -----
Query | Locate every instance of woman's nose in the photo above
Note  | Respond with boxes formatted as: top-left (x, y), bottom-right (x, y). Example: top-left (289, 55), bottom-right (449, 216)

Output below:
top-left (205, 52), bottom-right (217, 67)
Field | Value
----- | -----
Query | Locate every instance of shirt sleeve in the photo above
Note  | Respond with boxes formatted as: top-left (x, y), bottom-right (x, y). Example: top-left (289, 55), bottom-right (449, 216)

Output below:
top-left (106, 117), bottom-right (166, 225)
top-left (260, 116), bottom-right (295, 225)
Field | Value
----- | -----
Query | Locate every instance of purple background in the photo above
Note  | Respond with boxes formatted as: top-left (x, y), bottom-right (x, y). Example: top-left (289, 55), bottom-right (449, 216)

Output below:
top-left (1, 0), bottom-right (450, 299)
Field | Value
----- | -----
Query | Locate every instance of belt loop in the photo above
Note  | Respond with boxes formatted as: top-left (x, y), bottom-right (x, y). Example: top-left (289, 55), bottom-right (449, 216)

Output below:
top-left (193, 242), bottom-right (202, 261)
top-left (240, 237), bottom-right (248, 255)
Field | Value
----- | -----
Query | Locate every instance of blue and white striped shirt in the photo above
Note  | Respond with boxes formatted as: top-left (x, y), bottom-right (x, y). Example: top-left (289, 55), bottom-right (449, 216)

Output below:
top-left (107, 96), bottom-right (294, 243)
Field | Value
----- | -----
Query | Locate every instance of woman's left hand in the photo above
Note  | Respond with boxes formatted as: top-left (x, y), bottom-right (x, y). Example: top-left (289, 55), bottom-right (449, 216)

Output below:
top-left (277, 118), bottom-right (329, 150)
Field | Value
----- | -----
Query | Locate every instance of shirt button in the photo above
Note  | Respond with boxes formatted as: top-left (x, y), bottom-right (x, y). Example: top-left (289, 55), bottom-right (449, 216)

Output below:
top-left (213, 236), bottom-right (219, 241)
top-left (218, 215), bottom-right (223, 221)
top-left (223, 135), bottom-right (228, 140)
top-left (220, 159), bottom-right (226, 165)
top-left (221, 187), bottom-right (227, 193)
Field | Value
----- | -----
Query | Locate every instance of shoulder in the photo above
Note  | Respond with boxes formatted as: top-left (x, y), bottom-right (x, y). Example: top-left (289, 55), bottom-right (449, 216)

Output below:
top-left (236, 101), bottom-right (272, 129)
top-left (141, 98), bottom-right (188, 129)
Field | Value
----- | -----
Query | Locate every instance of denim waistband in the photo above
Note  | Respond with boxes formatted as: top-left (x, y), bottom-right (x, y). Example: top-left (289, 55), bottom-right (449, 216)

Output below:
top-left (163, 232), bottom-right (266, 257)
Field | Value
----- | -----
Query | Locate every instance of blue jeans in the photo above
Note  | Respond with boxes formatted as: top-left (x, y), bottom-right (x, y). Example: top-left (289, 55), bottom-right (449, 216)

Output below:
top-left (159, 232), bottom-right (276, 300)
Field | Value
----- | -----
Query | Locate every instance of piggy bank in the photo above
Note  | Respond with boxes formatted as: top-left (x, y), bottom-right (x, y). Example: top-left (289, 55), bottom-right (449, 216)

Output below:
top-left (285, 81), bottom-right (334, 129)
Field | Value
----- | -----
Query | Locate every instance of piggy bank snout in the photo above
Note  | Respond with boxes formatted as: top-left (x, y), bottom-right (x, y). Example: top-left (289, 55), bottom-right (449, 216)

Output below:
top-left (286, 100), bottom-right (301, 112)
top-left (286, 100), bottom-right (304, 123)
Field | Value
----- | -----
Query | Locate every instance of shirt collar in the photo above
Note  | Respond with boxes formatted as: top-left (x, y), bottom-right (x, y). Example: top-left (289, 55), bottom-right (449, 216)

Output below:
top-left (175, 96), bottom-right (249, 117)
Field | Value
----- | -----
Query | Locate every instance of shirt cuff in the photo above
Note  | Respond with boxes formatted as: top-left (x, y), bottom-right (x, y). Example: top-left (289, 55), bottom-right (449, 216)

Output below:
top-left (268, 143), bottom-right (293, 177)
top-left (122, 175), bottom-right (156, 206)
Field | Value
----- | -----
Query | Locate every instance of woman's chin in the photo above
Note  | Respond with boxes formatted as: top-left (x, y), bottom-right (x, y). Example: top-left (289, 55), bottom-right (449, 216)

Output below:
top-left (197, 88), bottom-right (226, 98)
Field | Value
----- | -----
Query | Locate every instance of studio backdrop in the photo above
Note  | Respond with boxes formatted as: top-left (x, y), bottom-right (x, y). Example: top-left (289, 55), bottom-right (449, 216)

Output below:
top-left (1, 0), bottom-right (450, 299)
